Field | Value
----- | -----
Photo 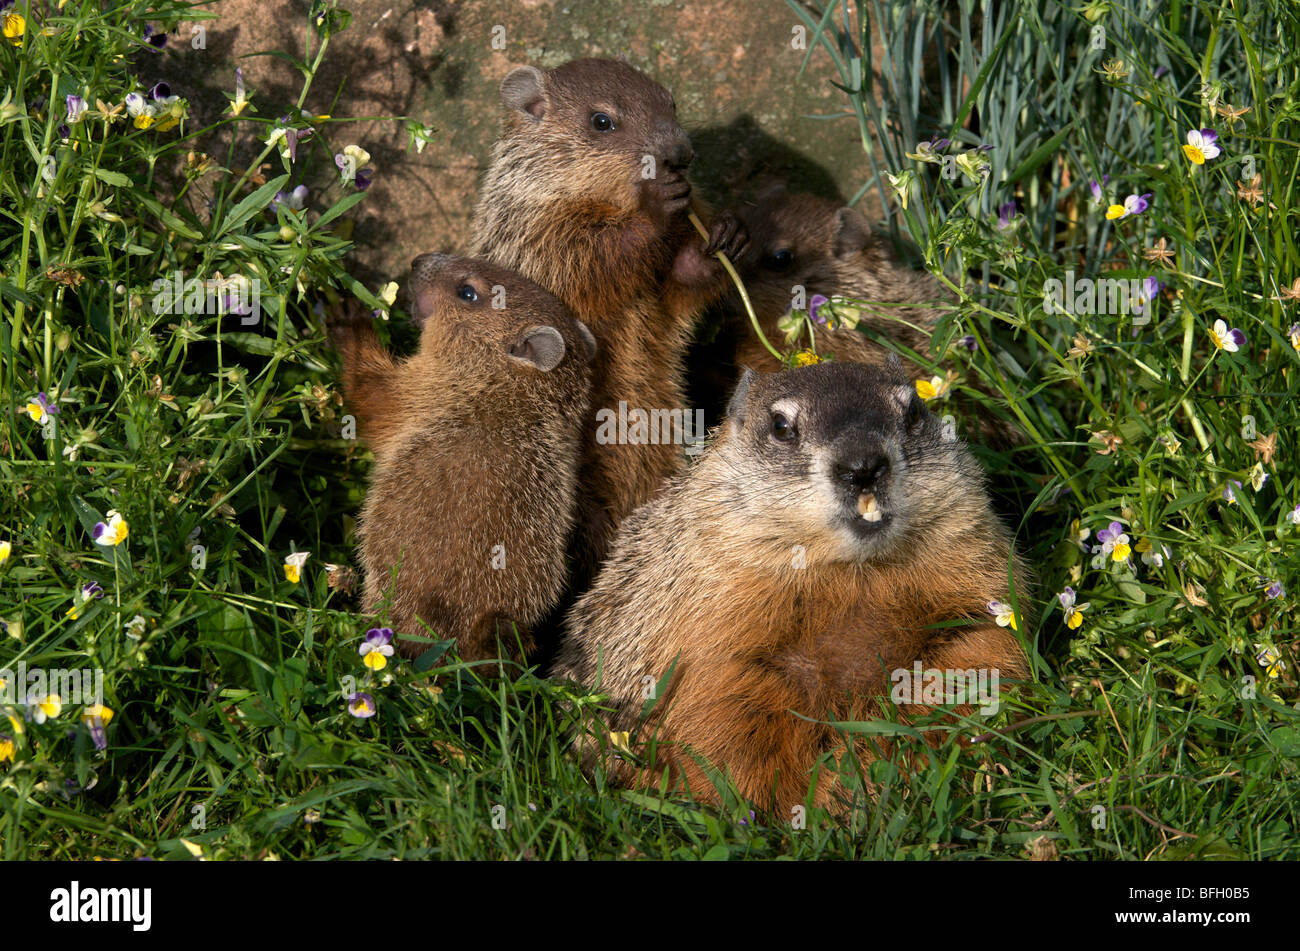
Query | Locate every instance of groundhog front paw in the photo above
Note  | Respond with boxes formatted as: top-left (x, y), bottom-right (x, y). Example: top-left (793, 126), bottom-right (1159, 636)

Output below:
top-left (703, 210), bottom-right (750, 262)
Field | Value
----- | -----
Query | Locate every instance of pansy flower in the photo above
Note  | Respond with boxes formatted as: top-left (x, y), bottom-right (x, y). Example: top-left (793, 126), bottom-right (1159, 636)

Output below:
top-left (1250, 462), bottom-right (1269, 492)
top-left (0, 734), bottom-right (13, 763)
top-left (987, 601), bottom-right (1018, 631)
top-left (1091, 521), bottom-right (1131, 566)
top-left (125, 614), bottom-right (147, 640)
top-left (270, 185), bottom-right (309, 214)
top-left (283, 550), bottom-right (310, 584)
top-left (27, 693), bottom-right (62, 724)
top-left (1057, 587), bottom-right (1089, 629)
top-left (1288, 323), bottom-right (1300, 354)
top-left (26, 392), bottom-right (58, 425)
top-left (1208, 319), bottom-right (1245, 352)
top-left (996, 200), bottom-right (1017, 230)
top-left (92, 510), bottom-right (128, 546)
top-left (1255, 644), bottom-right (1286, 679)
top-left (0, 540), bottom-right (10, 564)
top-left (142, 24), bottom-right (167, 48)
top-left (1288, 502), bottom-right (1300, 525)
top-left (66, 94), bottom-right (87, 125)
top-left (1263, 579), bottom-right (1284, 600)
top-left (791, 350), bottom-right (821, 367)
top-left (3, 8), bottom-right (23, 46)
top-left (1182, 128), bottom-right (1221, 165)
top-left (359, 627), bottom-right (395, 670)
top-left (956, 334), bottom-right (977, 352)
top-left (1105, 192), bottom-right (1152, 220)
top-left (915, 375), bottom-right (950, 401)
top-left (229, 68), bottom-right (251, 116)
top-left (347, 692), bottom-right (376, 718)
top-left (807, 293), bottom-right (831, 326)
top-left (66, 581), bottom-right (105, 620)
top-left (1133, 277), bottom-right (1162, 317)
top-left (885, 170), bottom-right (915, 210)
top-left (268, 117), bottom-right (314, 164)
top-left (1136, 538), bottom-right (1170, 569)
top-left (1222, 480), bottom-right (1242, 504)
top-left (1070, 518), bottom-right (1091, 550)
top-left (81, 703), bottom-right (113, 751)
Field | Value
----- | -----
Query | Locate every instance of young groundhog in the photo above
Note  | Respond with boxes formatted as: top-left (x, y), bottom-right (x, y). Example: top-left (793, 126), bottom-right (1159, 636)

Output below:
top-left (553, 361), bottom-right (1030, 815)
top-left (329, 253), bottom-right (596, 661)
top-left (469, 57), bottom-right (748, 585)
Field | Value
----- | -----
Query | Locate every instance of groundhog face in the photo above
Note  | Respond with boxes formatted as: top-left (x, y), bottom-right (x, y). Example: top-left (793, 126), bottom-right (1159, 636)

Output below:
top-left (499, 58), bottom-right (695, 213)
top-left (723, 362), bottom-right (979, 564)
top-left (733, 190), bottom-right (877, 316)
top-left (408, 252), bottom-right (596, 375)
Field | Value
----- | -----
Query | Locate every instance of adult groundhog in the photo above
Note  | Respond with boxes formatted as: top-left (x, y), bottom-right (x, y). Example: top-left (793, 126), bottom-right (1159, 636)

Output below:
top-left (553, 361), bottom-right (1030, 815)
top-left (330, 253), bottom-right (596, 661)
top-left (469, 57), bottom-right (748, 588)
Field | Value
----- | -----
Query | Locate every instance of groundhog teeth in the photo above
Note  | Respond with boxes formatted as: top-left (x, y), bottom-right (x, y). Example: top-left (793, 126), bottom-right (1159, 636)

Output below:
top-left (858, 492), bottom-right (882, 522)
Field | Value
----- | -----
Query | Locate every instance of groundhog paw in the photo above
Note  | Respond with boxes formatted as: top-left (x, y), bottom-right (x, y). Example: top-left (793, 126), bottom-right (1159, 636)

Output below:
top-left (703, 209), bottom-right (750, 262)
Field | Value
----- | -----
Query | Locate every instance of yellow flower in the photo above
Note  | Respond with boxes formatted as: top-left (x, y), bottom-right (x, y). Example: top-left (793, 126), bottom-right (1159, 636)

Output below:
top-left (7, 714), bottom-right (23, 736)
top-left (792, 349), bottom-right (821, 367)
top-left (1111, 541), bottom-right (1131, 562)
top-left (0, 736), bottom-right (14, 763)
top-left (31, 694), bottom-right (63, 723)
top-left (3, 12), bottom-right (25, 46)
top-left (609, 731), bottom-right (632, 754)
top-left (915, 374), bottom-right (949, 401)
top-left (81, 703), bottom-right (114, 726)
top-left (284, 551), bottom-right (310, 584)
top-left (378, 281), bottom-right (399, 307)
top-left (134, 113), bottom-right (154, 130)
top-left (0, 540), bottom-right (10, 564)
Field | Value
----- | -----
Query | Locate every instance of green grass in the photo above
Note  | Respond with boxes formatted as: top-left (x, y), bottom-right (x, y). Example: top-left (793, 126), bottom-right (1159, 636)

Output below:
top-left (1, 0), bottom-right (1298, 859)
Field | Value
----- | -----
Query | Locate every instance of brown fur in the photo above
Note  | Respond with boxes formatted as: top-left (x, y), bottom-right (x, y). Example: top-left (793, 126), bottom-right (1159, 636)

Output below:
top-left (553, 362), bottom-right (1030, 815)
top-left (330, 253), bottom-right (595, 661)
top-left (469, 58), bottom-right (748, 581)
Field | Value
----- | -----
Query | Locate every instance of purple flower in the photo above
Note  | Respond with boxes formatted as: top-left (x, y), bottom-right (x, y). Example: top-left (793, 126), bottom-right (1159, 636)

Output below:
top-left (347, 692), bottom-right (376, 718)
top-left (957, 334), bottom-right (977, 352)
top-left (354, 167), bottom-right (374, 191)
top-left (1154, 66), bottom-right (1169, 79)
top-left (808, 293), bottom-right (830, 325)
top-left (149, 82), bottom-right (171, 102)
top-left (362, 627), bottom-right (394, 650)
top-left (1223, 480), bottom-right (1242, 503)
top-left (272, 116), bottom-right (315, 164)
top-left (1090, 520), bottom-right (1132, 567)
top-left (143, 24), bottom-right (167, 48)
top-left (1134, 277), bottom-right (1162, 316)
top-left (270, 185), bottom-right (309, 213)
top-left (57, 124), bottom-right (70, 140)
top-left (997, 200), bottom-right (1017, 230)
top-left (81, 582), bottom-right (104, 601)
top-left (1265, 580), bottom-right (1284, 599)
top-left (65, 95), bottom-right (86, 124)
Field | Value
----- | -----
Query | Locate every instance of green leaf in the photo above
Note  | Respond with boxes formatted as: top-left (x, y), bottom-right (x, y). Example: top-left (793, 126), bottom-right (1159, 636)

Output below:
top-left (93, 168), bottom-right (132, 187)
top-left (217, 174), bottom-right (290, 238)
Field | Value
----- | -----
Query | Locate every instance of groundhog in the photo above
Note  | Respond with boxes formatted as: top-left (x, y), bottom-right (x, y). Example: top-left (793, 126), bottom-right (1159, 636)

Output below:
top-left (329, 253), bottom-right (596, 661)
top-left (469, 57), bottom-right (749, 588)
top-left (552, 361), bottom-right (1030, 815)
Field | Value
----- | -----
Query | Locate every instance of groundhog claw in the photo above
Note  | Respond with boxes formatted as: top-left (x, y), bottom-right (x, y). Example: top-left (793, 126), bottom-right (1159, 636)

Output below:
top-left (704, 210), bottom-right (749, 261)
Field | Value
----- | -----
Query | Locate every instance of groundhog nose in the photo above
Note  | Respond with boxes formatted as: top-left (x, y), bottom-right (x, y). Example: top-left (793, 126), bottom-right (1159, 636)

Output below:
top-left (835, 453), bottom-right (890, 492)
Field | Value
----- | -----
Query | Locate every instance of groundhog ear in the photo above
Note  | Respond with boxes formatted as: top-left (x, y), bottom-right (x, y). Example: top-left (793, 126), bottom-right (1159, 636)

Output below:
top-left (501, 66), bottom-right (546, 121)
top-left (832, 207), bottom-right (871, 258)
top-left (573, 319), bottom-right (598, 361)
top-left (726, 368), bottom-right (756, 428)
top-left (509, 325), bottom-right (566, 372)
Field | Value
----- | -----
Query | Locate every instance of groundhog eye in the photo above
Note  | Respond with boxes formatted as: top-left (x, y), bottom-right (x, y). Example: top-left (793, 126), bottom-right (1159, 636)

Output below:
top-left (456, 284), bottom-right (479, 303)
top-left (590, 112), bottom-right (616, 132)
top-left (906, 395), bottom-right (926, 428)
top-left (770, 411), bottom-right (797, 443)
top-left (765, 249), bottom-right (795, 272)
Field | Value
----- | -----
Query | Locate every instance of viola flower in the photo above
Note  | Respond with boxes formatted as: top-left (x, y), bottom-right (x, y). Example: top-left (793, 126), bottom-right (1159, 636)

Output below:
top-left (92, 511), bottom-right (129, 546)
top-left (915, 375), bottom-right (949, 401)
top-left (354, 167), bottom-right (375, 191)
top-left (379, 282), bottom-right (399, 307)
top-left (268, 118), bottom-right (314, 164)
top-left (0, 540), bottom-right (10, 565)
top-left (283, 550), bottom-right (310, 584)
top-left (957, 334), bottom-right (978, 352)
top-left (410, 123), bottom-right (435, 154)
top-left (1250, 462), bottom-right (1269, 492)
top-left (954, 149), bottom-right (991, 183)
top-left (270, 185), bottom-right (309, 214)
top-left (1222, 480), bottom-right (1242, 504)
top-left (142, 24), bottom-right (167, 48)
top-left (791, 349), bottom-right (821, 367)
top-left (996, 200), bottom-right (1017, 230)
top-left (1136, 538), bottom-right (1170, 569)
top-left (1070, 518), bottom-right (1091, 551)
top-left (1288, 323), bottom-right (1300, 353)
top-left (0, 735), bottom-right (13, 764)
top-left (1255, 644), bottom-right (1286, 679)
top-left (1092, 521), bottom-right (1131, 566)
top-left (608, 731), bottom-right (633, 754)
top-left (807, 293), bottom-right (831, 326)
top-left (359, 628), bottom-right (395, 670)
top-left (1057, 587), bottom-right (1090, 629)
top-left (228, 68), bottom-right (251, 116)
top-left (904, 136), bottom-right (948, 164)
top-left (1263, 580), bottom-right (1284, 600)
top-left (1088, 175), bottom-right (1109, 205)
top-left (987, 601), bottom-right (1018, 631)
top-left (1105, 192), bottom-right (1152, 220)
top-left (67, 581), bottom-right (105, 620)
top-left (81, 704), bottom-right (113, 751)
top-left (885, 170), bottom-right (915, 210)
top-left (1288, 502), bottom-right (1300, 525)
top-left (26, 392), bottom-right (58, 425)
top-left (2, 9), bottom-right (23, 46)
top-left (1133, 277), bottom-right (1162, 317)
top-left (347, 692), bottom-right (376, 718)
top-left (1182, 128), bottom-right (1221, 165)
top-left (66, 95), bottom-right (87, 125)
top-left (124, 614), bottom-right (147, 640)
top-left (27, 693), bottom-right (62, 724)
top-left (1208, 319), bottom-right (1245, 353)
